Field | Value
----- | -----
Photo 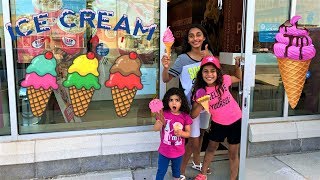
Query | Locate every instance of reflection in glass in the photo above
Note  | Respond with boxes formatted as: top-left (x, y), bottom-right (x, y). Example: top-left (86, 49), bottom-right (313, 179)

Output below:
top-left (250, 1), bottom-right (289, 118)
top-left (10, 0), bottom-right (160, 134)
top-left (289, 1), bottom-right (320, 115)
top-left (0, 4), bottom-right (11, 135)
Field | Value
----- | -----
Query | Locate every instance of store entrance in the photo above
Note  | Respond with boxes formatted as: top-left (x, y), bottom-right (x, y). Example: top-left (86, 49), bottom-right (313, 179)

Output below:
top-left (167, 0), bottom-right (244, 155)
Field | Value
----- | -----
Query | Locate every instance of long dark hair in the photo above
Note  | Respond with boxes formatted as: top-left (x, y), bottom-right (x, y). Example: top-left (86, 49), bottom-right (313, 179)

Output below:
top-left (163, 87), bottom-right (190, 114)
top-left (182, 24), bottom-right (215, 55)
top-left (192, 63), bottom-right (224, 100)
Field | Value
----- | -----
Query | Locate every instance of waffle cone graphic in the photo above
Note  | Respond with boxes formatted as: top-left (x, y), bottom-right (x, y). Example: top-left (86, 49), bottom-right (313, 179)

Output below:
top-left (27, 86), bottom-right (52, 117)
top-left (69, 86), bottom-right (94, 117)
top-left (164, 42), bottom-right (174, 56)
top-left (278, 58), bottom-right (311, 108)
top-left (111, 86), bottom-right (137, 117)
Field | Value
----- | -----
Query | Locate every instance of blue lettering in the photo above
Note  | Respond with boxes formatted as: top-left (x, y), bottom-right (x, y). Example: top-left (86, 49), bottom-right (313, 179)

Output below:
top-left (114, 15), bottom-right (130, 34)
top-left (97, 10), bottom-right (113, 30)
top-left (15, 18), bottom-right (33, 37)
top-left (80, 9), bottom-right (96, 28)
top-left (59, 9), bottom-right (76, 28)
top-left (33, 13), bottom-right (50, 33)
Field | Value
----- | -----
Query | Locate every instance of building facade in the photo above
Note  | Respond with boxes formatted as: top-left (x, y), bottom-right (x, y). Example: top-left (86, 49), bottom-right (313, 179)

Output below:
top-left (0, 0), bottom-right (319, 179)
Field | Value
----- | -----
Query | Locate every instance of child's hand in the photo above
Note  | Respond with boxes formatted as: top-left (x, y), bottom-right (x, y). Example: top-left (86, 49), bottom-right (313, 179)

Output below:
top-left (161, 54), bottom-right (171, 69)
top-left (234, 56), bottom-right (244, 67)
top-left (174, 129), bottom-right (183, 137)
top-left (200, 44), bottom-right (210, 57)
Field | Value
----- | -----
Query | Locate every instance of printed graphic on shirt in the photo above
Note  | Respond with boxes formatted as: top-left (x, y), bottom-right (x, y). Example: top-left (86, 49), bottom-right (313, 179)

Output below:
top-left (162, 119), bottom-right (183, 146)
top-left (187, 65), bottom-right (200, 83)
top-left (208, 84), bottom-right (230, 110)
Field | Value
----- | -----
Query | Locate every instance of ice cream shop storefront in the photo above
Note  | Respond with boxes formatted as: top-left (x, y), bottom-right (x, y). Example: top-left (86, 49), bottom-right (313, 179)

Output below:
top-left (0, 0), bottom-right (320, 179)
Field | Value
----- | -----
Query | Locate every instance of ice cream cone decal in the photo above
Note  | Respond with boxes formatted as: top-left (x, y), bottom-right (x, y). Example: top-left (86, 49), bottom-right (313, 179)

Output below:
top-left (163, 27), bottom-right (175, 56)
top-left (21, 51), bottom-right (58, 117)
top-left (273, 15), bottom-right (316, 108)
top-left (63, 52), bottom-right (101, 117)
top-left (105, 52), bottom-right (143, 117)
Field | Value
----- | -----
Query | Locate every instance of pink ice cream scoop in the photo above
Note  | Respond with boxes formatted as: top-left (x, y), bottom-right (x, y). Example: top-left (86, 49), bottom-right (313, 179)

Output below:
top-left (149, 99), bottom-right (164, 113)
top-left (163, 27), bottom-right (175, 43)
top-left (195, 88), bottom-right (206, 99)
top-left (273, 15), bottom-right (316, 61)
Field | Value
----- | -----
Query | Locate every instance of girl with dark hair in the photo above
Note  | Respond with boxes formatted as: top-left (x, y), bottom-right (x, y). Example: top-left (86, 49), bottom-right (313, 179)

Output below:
top-left (192, 56), bottom-right (242, 180)
top-left (161, 24), bottom-right (214, 176)
top-left (152, 88), bottom-right (192, 180)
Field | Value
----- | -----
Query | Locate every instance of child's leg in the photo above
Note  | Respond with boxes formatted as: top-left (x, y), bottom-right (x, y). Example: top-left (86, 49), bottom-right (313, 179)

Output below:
top-left (194, 112), bottom-right (210, 165)
top-left (228, 144), bottom-right (240, 180)
top-left (171, 155), bottom-right (183, 179)
top-left (200, 140), bottom-right (219, 175)
top-left (180, 137), bottom-right (199, 174)
top-left (156, 153), bottom-right (170, 180)
top-left (180, 116), bottom-right (200, 174)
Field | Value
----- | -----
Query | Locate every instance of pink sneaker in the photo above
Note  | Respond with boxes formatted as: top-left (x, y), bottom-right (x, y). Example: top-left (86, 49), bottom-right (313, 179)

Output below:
top-left (194, 173), bottom-right (207, 180)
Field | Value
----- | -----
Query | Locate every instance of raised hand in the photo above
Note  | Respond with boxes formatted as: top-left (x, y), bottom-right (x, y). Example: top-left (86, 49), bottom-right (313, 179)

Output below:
top-left (200, 44), bottom-right (210, 57)
top-left (161, 53), bottom-right (171, 69)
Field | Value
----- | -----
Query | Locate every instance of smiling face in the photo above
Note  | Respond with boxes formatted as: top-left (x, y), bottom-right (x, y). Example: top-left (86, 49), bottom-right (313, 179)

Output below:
top-left (202, 64), bottom-right (218, 86)
top-left (188, 27), bottom-right (206, 49)
top-left (168, 94), bottom-right (182, 114)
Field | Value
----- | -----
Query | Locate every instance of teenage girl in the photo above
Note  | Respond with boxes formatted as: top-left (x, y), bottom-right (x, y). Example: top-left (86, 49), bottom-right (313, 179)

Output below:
top-left (162, 24), bottom-right (214, 176)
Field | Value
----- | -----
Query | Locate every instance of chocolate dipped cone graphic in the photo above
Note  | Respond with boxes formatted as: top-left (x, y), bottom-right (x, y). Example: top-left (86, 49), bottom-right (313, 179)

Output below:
top-left (105, 52), bottom-right (143, 117)
top-left (273, 16), bottom-right (316, 108)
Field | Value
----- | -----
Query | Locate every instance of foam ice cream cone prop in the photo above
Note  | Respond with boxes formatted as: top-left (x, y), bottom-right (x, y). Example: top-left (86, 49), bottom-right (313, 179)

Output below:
top-left (163, 27), bottom-right (175, 56)
top-left (164, 42), bottom-right (174, 57)
top-left (273, 16), bottom-right (316, 109)
top-left (105, 52), bottom-right (143, 117)
top-left (21, 52), bottom-right (58, 117)
top-left (149, 99), bottom-right (164, 113)
top-left (197, 95), bottom-right (210, 113)
top-left (63, 52), bottom-right (101, 117)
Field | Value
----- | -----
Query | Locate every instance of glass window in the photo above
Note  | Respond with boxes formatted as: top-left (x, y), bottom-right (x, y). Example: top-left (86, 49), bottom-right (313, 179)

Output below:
top-left (0, 3), bottom-right (11, 135)
top-left (8, 0), bottom-right (160, 134)
top-left (289, 1), bottom-right (320, 115)
top-left (250, 0), bottom-right (290, 118)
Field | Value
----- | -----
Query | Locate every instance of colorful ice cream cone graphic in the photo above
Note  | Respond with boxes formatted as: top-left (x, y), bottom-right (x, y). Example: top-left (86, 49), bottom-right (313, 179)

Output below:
top-left (21, 51), bottom-right (58, 117)
top-left (163, 27), bottom-right (175, 56)
top-left (273, 16), bottom-right (316, 108)
top-left (63, 52), bottom-right (101, 117)
top-left (105, 52), bottom-right (143, 117)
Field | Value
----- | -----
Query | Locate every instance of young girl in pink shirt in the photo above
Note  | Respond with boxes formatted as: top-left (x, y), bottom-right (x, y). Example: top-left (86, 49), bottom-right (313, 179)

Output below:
top-left (152, 88), bottom-right (193, 180)
top-left (192, 56), bottom-right (242, 180)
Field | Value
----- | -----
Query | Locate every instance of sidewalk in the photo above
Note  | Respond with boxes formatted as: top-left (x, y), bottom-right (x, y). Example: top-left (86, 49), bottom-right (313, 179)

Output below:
top-left (50, 151), bottom-right (320, 180)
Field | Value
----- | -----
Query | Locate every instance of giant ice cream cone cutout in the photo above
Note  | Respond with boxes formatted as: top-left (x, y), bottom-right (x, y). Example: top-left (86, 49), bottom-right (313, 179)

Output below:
top-left (63, 52), bottom-right (101, 117)
top-left (105, 52), bottom-right (143, 117)
top-left (163, 27), bottom-right (175, 56)
top-left (21, 52), bottom-right (58, 117)
top-left (273, 16), bottom-right (316, 108)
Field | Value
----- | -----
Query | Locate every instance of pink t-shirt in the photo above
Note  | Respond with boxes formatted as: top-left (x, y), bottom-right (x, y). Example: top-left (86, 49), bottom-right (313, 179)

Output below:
top-left (158, 111), bottom-right (193, 158)
top-left (206, 75), bottom-right (242, 125)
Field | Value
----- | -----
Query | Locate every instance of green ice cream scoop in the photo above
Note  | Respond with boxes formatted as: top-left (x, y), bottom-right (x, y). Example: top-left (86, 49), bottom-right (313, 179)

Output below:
top-left (26, 54), bottom-right (57, 76)
top-left (63, 72), bottom-right (101, 90)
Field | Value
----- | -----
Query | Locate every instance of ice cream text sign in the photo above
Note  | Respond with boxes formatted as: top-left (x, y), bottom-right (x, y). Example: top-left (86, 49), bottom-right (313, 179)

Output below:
top-left (5, 9), bottom-right (157, 41)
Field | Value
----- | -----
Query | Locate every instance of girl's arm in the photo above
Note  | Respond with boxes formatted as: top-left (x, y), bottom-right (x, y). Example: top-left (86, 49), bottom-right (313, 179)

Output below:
top-left (231, 56), bottom-right (243, 83)
top-left (191, 101), bottom-right (203, 119)
top-left (153, 110), bottom-right (165, 131)
top-left (153, 120), bottom-right (163, 131)
top-left (174, 125), bottom-right (191, 138)
top-left (161, 54), bottom-right (173, 82)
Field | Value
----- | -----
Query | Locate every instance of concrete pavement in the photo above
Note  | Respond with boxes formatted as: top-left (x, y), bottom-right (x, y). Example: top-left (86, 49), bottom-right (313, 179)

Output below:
top-left (46, 151), bottom-right (320, 180)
